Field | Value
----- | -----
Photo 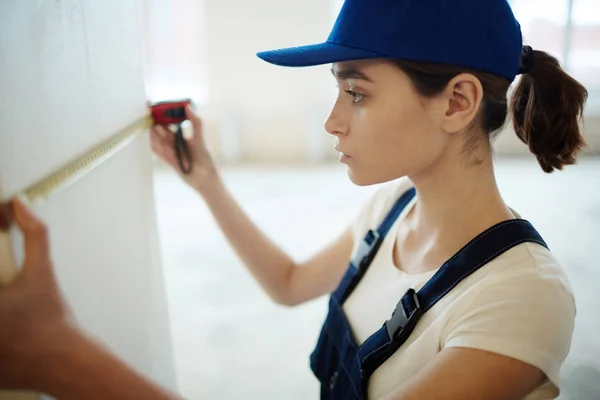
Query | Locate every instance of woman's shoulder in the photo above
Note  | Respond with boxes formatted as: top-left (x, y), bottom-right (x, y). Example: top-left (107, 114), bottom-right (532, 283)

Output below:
top-left (444, 242), bottom-right (576, 392)
top-left (458, 238), bottom-right (576, 318)
top-left (482, 240), bottom-right (574, 299)
top-left (454, 240), bottom-right (577, 345)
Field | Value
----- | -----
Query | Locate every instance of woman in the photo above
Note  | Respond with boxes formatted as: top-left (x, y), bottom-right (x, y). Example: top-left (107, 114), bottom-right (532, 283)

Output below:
top-left (151, 0), bottom-right (587, 399)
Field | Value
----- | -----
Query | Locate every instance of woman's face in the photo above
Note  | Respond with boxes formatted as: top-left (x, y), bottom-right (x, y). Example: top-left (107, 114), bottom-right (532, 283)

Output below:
top-left (326, 59), bottom-right (459, 186)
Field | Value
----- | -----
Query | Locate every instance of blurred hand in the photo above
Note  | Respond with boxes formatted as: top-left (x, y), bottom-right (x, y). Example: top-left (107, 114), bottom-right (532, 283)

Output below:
top-left (150, 105), bottom-right (219, 192)
top-left (0, 199), bottom-right (75, 389)
top-left (0, 202), bottom-right (183, 399)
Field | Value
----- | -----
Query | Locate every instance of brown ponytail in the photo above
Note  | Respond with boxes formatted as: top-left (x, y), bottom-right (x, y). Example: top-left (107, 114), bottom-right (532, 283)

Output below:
top-left (393, 51), bottom-right (588, 173)
top-left (510, 50), bottom-right (588, 173)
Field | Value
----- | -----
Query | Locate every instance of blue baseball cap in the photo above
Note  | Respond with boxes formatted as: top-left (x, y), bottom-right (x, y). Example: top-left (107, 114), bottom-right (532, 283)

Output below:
top-left (256, 0), bottom-right (525, 80)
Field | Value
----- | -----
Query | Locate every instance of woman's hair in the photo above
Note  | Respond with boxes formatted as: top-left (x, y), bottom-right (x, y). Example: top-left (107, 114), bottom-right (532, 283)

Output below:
top-left (393, 51), bottom-right (588, 173)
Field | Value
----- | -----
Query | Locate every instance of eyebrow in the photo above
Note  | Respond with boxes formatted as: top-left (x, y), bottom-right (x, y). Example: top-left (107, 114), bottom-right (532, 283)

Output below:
top-left (331, 67), bottom-right (374, 83)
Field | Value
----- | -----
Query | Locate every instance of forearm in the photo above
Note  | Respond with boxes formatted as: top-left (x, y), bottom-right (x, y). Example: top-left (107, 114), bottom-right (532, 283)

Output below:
top-left (36, 327), bottom-right (181, 400)
top-left (197, 175), bottom-right (296, 305)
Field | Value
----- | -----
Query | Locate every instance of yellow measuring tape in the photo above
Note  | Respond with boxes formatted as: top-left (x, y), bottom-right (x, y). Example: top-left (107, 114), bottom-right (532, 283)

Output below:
top-left (1, 114), bottom-right (154, 206)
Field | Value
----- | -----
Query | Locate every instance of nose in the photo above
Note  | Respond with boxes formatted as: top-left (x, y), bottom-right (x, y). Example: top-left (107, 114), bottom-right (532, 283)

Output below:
top-left (324, 101), bottom-right (348, 137)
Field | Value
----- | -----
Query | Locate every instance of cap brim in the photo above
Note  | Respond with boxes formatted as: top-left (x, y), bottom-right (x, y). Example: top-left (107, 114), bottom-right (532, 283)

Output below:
top-left (256, 42), bottom-right (383, 67)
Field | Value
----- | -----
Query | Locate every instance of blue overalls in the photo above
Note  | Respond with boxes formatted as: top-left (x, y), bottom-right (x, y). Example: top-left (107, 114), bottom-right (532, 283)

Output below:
top-left (309, 187), bottom-right (548, 399)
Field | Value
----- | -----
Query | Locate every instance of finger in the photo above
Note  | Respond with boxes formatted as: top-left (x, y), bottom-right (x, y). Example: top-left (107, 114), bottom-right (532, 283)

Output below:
top-left (11, 198), bottom-right (50, 270)
top-left (185, 105), bottom-right (202, 135)
top-left (150, 130), bottom-right (179, 167)
top-left (151, 141), bottom-right (178, 167)
top-left (150, 127), bottom-right (176, 154)
top-left (150, 126), bottom-right (162, 138)
top-left (151, 125), bottom-right (170, 139)
top-left (0, 201), bottom-right (12, 231)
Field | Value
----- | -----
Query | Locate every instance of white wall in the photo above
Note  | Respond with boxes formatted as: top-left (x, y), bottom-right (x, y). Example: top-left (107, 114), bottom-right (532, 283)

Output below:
top-left (0, 1), bottom-right (176, 398)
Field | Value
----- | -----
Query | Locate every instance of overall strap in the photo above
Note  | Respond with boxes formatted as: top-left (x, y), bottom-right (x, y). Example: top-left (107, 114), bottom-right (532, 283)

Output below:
top-left (338, 187), bottom-right (417, 304)
top-left (359, 219), bottom-right (548, 385)
top-left (393, 220), bottom-right (547, 327)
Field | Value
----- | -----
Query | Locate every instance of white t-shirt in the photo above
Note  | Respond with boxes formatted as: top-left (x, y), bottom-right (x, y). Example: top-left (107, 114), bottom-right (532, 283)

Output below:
top-left (343, 178), bottom-right (576, 400)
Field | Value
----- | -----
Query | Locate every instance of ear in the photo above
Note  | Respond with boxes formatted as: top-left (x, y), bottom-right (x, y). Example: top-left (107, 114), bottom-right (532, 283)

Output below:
top-left (440, 73), bottom-right (484, 134)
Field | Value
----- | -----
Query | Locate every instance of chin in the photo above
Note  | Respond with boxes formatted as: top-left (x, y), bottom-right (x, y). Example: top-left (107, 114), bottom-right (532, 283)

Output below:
top-left (346, 166), bottom-right (408, 187)
top-left (346, 168), bottom-right (381, 187)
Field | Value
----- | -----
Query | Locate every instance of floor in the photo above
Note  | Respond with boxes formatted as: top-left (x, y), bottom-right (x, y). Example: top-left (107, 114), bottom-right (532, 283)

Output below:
top-left (152, 157), bottom-right (600, 400)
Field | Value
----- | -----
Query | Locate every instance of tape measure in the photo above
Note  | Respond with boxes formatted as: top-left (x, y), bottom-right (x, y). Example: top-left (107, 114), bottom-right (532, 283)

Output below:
top-left (149, 98), bottom-right (194, 175)
top-left (0, 98), bottom-right (195, 213)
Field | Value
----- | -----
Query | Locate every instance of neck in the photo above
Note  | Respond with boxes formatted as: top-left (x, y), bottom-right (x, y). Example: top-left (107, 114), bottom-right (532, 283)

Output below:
top-left (406, 146), bottom-right (514, 241)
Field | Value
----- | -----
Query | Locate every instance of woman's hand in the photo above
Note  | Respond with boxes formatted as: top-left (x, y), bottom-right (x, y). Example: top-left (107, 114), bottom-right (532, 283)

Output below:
top-left (150, 105), bottom-right (219, 193)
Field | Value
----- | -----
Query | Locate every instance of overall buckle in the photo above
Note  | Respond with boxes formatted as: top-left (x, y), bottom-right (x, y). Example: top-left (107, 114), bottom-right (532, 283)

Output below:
top-left (351, 230), bottom-right (381, 271)
top-left (386, 288), bottom-right (423, 342)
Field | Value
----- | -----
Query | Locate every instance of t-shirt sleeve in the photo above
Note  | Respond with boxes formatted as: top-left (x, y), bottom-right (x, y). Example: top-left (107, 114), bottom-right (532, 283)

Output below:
top-left (442, 264), bottom-right (576, 388)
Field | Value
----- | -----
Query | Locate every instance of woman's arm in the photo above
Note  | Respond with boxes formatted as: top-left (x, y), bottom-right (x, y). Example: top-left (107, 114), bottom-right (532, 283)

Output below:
top-left (386, 266), bottom-right (573, 400)
top-left (385, 347), bottom-right (544, 400)
top-left (199, 177), bottom-right (354, 306)
top-left (151, 108), bottom-right (355, 307)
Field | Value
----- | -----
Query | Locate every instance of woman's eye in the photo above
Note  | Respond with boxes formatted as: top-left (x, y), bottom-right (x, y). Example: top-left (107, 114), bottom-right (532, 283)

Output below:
top-left (345, 90), bottom-right (364, 104)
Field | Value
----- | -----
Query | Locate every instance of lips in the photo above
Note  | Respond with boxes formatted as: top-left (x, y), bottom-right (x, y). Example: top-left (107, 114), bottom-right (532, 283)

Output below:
top-left (335, 147), bottom-right (352, 163)
top-left (334, 143), bottom-right (349, 158)
top-left (333, 137), bottom-right (353, 162)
